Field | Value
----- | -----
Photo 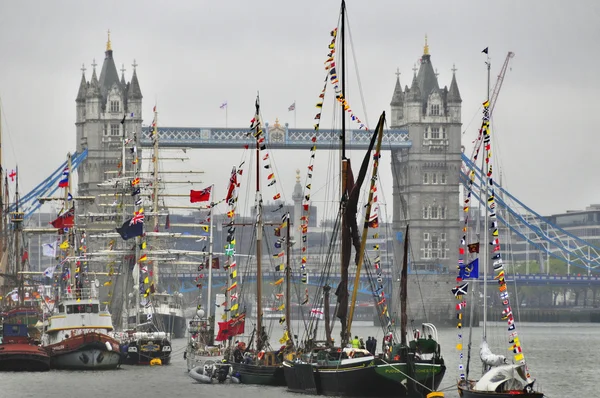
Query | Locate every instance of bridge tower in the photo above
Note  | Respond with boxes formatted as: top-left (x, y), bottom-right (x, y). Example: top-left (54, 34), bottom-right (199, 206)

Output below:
top-left (75, 31), bottom-right (143, 214)
top-left (390, 38), bottom-right (462, 286)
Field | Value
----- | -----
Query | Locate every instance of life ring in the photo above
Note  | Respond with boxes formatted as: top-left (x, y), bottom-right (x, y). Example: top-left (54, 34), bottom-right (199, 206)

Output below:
top-left (257, 351), bottom-right (265, 360)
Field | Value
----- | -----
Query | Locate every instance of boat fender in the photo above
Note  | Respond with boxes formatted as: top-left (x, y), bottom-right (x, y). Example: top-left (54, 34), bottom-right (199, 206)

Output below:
top-left (230, 376), bottom-right (240, 384)
top-left (426, 392), bottom-right (444, 398)
top-left (105, 341), bottom-right (113, 351)
top-left (150, 358), bottom-right (162, 366)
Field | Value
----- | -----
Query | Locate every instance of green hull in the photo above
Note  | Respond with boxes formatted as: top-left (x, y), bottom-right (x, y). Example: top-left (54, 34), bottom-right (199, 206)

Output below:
top-left (375, 361), bottom-right (446, 391)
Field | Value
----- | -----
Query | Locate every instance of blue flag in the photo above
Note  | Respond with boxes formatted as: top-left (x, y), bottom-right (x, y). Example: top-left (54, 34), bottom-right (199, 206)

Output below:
top-left (460, 258), bottom-right (479, 279)
top-left (116, 218), bottom-right (144, 240)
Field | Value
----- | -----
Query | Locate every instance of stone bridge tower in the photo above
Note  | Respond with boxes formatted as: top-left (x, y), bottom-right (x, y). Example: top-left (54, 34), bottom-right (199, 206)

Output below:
top-left (390, 38), bottom-right (462, 318)
top-left (75, 32), bottom-right (143, 217)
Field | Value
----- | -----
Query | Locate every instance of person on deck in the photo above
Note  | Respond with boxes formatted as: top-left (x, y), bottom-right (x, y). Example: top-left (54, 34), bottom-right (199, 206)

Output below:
top-left (366, 337), bottom-right (374, 355)
top-left (371, 337), bottom-right (377, 355)
top-left (351, 336), bottom-right (360, 348)
top-left (359, 337), bottom-right (365, 350)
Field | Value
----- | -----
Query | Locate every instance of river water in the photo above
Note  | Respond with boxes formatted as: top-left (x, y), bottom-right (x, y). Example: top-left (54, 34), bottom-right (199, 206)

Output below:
top-left (0, 322), bottom-right (595, 397)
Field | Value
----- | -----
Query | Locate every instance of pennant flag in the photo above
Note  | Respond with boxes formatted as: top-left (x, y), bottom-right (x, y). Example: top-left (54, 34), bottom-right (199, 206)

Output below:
top-left (482, 47), bottom-right (489, 54)
top-left (220, 101), bottom-right (228, 109)
top-left (200, 225), bottom-right (209, 232)
top-left (190, 186), bottom-right (212, 203)
top-left (288, 102), bottom-right (296, 111)
top-left (59, 241), bottom-right (69, 250)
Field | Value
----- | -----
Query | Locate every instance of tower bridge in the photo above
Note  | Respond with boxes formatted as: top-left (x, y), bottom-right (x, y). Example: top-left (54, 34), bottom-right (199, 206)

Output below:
top-left (13, 36), bottom-right (600, 320)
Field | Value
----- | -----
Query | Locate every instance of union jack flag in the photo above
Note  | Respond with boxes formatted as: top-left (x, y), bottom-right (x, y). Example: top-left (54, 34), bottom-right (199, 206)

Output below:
top-left (131, 211), bottom-right (145, 225)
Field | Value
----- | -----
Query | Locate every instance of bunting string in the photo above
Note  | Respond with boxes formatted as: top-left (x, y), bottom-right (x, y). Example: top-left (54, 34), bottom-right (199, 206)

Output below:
top-left (482, 100), bottom-right (532, 381)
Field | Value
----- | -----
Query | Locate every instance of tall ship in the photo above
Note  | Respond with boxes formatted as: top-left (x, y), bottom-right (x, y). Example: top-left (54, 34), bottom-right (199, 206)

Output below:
top-left (40, 153), bottom-right (122, 370)
top-left (91, 106), bottom-right (208, 364)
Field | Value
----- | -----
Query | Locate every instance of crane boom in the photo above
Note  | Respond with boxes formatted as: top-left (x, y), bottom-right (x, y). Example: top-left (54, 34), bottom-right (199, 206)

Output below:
top-left (489, 51), bottom-right (515, 117)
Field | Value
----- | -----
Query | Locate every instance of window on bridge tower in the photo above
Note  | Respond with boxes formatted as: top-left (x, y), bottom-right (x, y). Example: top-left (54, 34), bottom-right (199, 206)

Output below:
top-left (423, 206), bottom-right (429, 219)
top-left (431, 206), bottom-right (438, 219)
top-left (440, 173), bottom-right (447, 184)
top-left (110, 100), bottom-right (120, 113)
top-left (423, 173), bottom-right (429, 184)
top-left (110, 124), bottom-right (119, 136)
top-left (430, 104), bottom-right (440, 116)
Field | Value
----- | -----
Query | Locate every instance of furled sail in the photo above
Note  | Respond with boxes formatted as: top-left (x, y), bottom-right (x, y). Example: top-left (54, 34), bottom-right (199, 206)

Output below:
top-left (479, 340), bottom-right (507, 367)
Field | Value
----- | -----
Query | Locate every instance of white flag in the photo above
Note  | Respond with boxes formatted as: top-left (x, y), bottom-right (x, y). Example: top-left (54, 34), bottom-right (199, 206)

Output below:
top-left (42, 242), bottom-right (57, 257)
top-left (310, 308), bottom-right (324, 320)
top-left (43, 265), bottom-right (57, 278)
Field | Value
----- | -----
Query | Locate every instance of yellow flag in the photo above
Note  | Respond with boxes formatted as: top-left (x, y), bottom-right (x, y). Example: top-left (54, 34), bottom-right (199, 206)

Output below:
top-left (456, 343), bottom-right (463, 350)
top-left (230, 303), bottom-right (239, 312)
top-left (141, 241), bottom-right (147, 249)
top-left (103, 281), bottom-right (112, 286)
top-left (277, 303), bottom-right (285, 311)
top-left (271, 277), bottom-right (284, 286)
top-left (514, 353), bottom-right (524, 362)
top-left (144, 276), bottom-right (149, 284)
top-left (279, 330), bottom-right (289, 344)
top-left (201, 225), bottom-right (209, 232)
top-left (59, 241), bottom-right (69, 250)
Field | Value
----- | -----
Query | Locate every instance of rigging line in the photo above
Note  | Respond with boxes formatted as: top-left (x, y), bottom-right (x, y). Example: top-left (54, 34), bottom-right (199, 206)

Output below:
top-left (462, 105), bottom-right (483, 136)
top-left (344, 12), bottom-right (369, 129)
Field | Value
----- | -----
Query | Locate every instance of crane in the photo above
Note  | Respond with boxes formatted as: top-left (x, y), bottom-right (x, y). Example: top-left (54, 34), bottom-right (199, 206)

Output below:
top-left (488, 51), bottom-right (515, 117)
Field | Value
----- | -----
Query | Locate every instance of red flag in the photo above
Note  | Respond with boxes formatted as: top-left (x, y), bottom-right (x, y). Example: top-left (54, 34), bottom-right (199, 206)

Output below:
top-left (51, 207), bottom-right (75, 229)
top-left (190, 186), bottom-right (212, 203)
top-left (215, 314), bottom-right (245, 341)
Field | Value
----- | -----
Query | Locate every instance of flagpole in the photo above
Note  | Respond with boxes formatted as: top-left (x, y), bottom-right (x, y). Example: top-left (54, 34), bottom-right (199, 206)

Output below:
top-left (206, 186), bottom-right (215, 318)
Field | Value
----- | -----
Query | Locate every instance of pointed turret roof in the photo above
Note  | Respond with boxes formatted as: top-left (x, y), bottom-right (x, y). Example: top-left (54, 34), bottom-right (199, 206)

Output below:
top-left (87, 65), bottom-right (102, 98)
top-left (390, 69), bottom-right (404, 106)
top-left (408, 72), bottom-right (421, 102)
top-left (76, 67), bottom-right (87, 102)
top-left (448, 66), bottom-right (462, 103)
top-left (99, 49), bottom-right (120, 97)
top-left (415, 36), bottom-right (440, 103)
top-left (128, 67), bottom-right (143, 100)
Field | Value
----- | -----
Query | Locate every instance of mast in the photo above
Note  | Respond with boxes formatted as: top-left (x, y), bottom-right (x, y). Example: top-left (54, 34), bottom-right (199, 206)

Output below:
top-left (206, 192), bottom-right (214, 316)
top-left (338, 0), bottom-right (350, 346)
top-left (66, 154), bottom-right (75, 291)
top-left (120, 125), bottom-right (128, 328)
top-left (347, 112), bottom-right (385, 335)
top-left (152, 107), bottom-right (160, 288)
top-left (400, 224), bottom-right (409, 345)
top-left (0, 104), bottom-right (3, 286)
top-left (482, 54), bottom-right (491, 346)
top-left (285, 212), bottom-right (293, 346)
top-left (13, 166), bottom-right (23, 305)
top-left (254, 97), bottom-right (264, 351)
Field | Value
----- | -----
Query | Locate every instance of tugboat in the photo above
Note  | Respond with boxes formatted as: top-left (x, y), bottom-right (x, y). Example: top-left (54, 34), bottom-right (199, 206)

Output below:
top-left (0, 323), bottom-right (50, 371)
top-left (43, 285), bottom-right (122, 369)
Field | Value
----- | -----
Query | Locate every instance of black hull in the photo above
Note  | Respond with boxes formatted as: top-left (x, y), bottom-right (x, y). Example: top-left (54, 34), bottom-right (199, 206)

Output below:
top-left (458, 383), bottom-right (544, 398)
top-left (283, 361), bottom-right (321, 394)
top-left (128, 313), bottom-right (186, 339)
top-left (231, 362), bottom-right (286, 386)
top-left (120, 339), bottom-right (172, 365)
top-left (0, 354), bottom-right (50, 372)
top-left (317, 363), bottom-right (400, 397)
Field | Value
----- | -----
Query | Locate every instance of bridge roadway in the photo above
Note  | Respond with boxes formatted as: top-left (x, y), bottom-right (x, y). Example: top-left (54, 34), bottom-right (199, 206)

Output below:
top-left (159, 271), bottom-right (600, 294)
top-left (139, 125), bottom-right (411, 149)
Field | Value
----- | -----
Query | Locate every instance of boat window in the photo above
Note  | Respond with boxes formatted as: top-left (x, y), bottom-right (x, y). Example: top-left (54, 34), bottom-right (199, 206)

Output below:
top-left (59, 305), bottom-right (65, 313)
top-left (66, 305), bottom-right (73, 314)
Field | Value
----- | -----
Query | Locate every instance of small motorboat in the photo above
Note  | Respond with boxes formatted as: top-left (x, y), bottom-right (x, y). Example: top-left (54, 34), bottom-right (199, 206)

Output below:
top-left (189, 360), bottom-right (240, 384)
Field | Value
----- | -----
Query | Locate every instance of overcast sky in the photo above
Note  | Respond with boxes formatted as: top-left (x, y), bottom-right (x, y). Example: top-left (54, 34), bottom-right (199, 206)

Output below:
top-left (0, 0), bottom-right (599, 222)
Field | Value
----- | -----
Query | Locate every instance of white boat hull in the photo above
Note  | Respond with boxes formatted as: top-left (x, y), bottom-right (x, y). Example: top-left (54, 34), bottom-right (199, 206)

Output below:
top-left (51, 349), bottom-right (121, 370)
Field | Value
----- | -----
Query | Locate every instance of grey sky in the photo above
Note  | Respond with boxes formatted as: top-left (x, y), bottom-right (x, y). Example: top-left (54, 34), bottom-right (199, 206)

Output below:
top-left (0, 0), bottom-right (599, 220)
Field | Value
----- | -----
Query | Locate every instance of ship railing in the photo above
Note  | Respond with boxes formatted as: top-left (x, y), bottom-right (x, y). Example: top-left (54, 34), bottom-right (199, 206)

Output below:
top-left (57, 286), bottom-right (99, 301)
